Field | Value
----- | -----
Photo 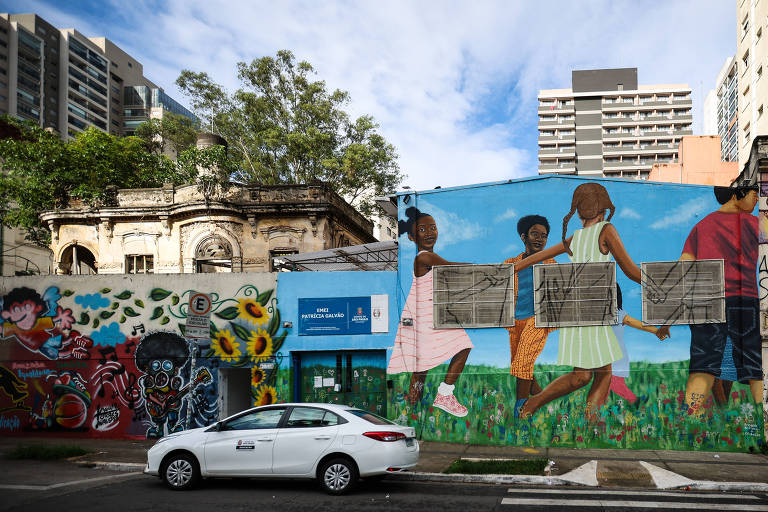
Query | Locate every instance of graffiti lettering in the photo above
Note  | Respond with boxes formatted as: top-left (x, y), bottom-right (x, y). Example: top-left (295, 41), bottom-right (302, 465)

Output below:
top-left (92, 405), bottom-right (120, 430)
top-left (0, 415), bottom-right (21, 430)
top-left (16, 368), bottom-right (54, 379)
top-left (11, 362), bottom-right (46, 370)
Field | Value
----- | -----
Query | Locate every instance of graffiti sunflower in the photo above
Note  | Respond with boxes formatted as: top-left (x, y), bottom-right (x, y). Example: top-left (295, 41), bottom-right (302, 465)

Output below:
top-left (254, 385), bottom-right (277, 406)
top-left (211, 329), bottom-right (241, 362)
top-left (251, 366), bottom-right (266, 387)
top-left (247, 329), bottom-right (273, 360)
top-left (237, 298), bottom-right (270, 326)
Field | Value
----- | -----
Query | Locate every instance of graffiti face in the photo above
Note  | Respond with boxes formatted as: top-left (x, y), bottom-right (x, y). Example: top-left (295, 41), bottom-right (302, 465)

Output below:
top-left (408, 215), bottom-right (437, 251)
top-left (523, 224), bottom-right (548, 254)
top-left (2, 300), bottom-right (43, 330)
top-left (737, 189), bottom-right (758, 213)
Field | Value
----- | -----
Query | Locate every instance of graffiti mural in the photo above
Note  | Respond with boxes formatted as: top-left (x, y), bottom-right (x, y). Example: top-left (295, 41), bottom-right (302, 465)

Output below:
top-left (0, 274), bottom-right (289, 439)
top-left (388, 176), bottom-right (765, 451)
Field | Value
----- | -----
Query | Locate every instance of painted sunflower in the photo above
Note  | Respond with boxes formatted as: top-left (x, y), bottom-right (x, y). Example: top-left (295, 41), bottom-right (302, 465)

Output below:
top-left (247, 329), bottom-right (273, 360)
top-left (237, 298), bottom-right (270, 326)
top-left (254, 385), bottom-right (277, 406)
top-left (251, 366), bottom-right (266, 387)
top-left (211, 329), bottom-right (241, 362)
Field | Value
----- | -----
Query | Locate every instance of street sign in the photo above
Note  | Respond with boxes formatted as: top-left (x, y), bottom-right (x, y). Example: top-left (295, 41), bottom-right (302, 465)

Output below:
top-left (185, 291), bottom-right (212, 339)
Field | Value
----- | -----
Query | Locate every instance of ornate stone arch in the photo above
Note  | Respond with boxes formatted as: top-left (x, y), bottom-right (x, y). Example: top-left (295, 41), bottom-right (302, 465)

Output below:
top-left (55, 240), bottom-right (99, 275)
top-left (181, 222), bottom-right (243, 273)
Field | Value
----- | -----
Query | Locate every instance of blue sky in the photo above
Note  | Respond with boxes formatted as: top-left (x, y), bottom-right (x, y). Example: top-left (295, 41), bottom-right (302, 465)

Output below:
top-left (397, 176), bottom-right (723, 366)
top-left (1, 1), bottom-right (736, 190)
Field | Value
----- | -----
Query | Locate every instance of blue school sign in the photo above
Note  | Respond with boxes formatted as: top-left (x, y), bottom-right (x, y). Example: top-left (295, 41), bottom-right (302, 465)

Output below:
top-left (298, 297), bottom-right (372, 335)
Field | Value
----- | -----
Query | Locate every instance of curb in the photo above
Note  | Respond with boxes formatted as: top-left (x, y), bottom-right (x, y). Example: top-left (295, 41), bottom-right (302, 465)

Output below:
top-left (74, 461), bottom-right (146, 472)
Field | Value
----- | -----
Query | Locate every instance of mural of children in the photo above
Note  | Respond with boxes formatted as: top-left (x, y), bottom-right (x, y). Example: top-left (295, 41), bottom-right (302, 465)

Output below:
top-left (610, 285), bottom-right (669, 403)
top-left (503, 215), bottom-right (557, 417)
top-left (680, 185), bottom-right (761, 414)
top-left (387, 206), bottom-right (473, 417)
top-left (514, 183), bottom-right (644, 420)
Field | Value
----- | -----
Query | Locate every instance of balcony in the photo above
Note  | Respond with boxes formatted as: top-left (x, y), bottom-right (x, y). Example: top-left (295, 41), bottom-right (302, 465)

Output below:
top-left (539, 147), bottom-right (576, 158)
top-left (673, 129), bottom-right (694, 136)
top-left (538, 104), bottom-right (575, 114)
top-left (672, 98), bottom-right (692, 106)
top-left (538, 119), bottom-right (575, 129)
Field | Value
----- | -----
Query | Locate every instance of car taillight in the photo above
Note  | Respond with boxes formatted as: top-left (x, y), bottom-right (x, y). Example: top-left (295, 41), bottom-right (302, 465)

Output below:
top-left (363, 431), bottom-right (407, 442)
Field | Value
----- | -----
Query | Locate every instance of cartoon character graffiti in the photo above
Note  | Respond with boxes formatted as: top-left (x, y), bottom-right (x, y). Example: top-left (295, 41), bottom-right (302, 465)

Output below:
top-left (29, 372), bottom-right (92, 430)
top-left (135, 332), bottom-right (211, 438)
top-left (1, 286), bottom-right (91, 360)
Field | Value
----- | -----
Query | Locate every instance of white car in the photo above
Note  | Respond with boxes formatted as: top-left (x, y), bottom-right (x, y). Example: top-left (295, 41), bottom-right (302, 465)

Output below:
top-left (144, 403), bottom-right (419, 494)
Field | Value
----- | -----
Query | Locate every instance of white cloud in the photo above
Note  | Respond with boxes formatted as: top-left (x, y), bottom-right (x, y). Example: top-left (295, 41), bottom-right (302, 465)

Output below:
top-left (494, 208), bottom-right (518, 223)
top-left (649, 198), bottom-right (710, 230)
top-left (418, 200), bottom-right (486, 247)
top-left (618, 207), bottom-right (642, 220)
top-left (11, 0), bottom-right (734, 192)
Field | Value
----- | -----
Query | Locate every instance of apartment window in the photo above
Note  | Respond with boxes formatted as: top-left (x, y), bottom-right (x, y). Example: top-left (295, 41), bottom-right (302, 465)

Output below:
top-left (758, 66), bottom-right (763, 80)
top-left (540, 130), bottom-right (555, 137)
top-left (604, 142), bottom-right (620, 148)
top-left (604, 112), bottom-right (619, 119)
top-left (742, 15), bottom-right (749, 38)
top-left (759, 105), bottom-right (764, 119)
top-left (605, 157), bottom-right (620, 163)
top-left (604, 127), bottom-right (619, 134)
top-left (743, 50), bottom-right (750, 70)
top-left (126, 254), bottom-right (154, 274)
top-left (617, 83), bottom-right (623, 91)
top-left (540, 115), bottom-right (555, 122)
top-left (127, 62), bottom-right (132, 68)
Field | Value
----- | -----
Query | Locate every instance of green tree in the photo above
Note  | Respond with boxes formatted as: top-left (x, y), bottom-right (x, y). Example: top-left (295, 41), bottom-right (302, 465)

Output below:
top-left (176, 50), bottom-right (403, 215)
top-left (0, 118), bottom-right (195, 246)
top-left (134, 111), bottom-right (198, 157)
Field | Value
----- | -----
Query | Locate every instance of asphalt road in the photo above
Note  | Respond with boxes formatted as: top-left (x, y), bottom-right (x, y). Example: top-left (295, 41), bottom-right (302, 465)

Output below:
top-left (4, 471), bottom-right (768, 512)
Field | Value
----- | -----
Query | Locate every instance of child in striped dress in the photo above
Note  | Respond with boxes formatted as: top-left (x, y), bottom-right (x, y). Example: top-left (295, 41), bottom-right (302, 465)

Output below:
top-left (513, 183), bottom-right (645, 421)
top-left (387, 207), bottom-right (473, 417)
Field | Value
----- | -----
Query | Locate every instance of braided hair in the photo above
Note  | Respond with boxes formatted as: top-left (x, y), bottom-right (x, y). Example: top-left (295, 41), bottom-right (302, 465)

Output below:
top-left (398, 206), bottom-right (432, 237)
top-left (562, 183), bottom-right (615, 256)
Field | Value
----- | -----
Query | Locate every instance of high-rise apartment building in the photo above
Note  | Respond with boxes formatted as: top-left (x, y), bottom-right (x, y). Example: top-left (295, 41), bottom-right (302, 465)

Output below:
top-left (538, 68), bottom-right (693, 179)
top-left (716, 57), bottom-right (739, 162)
top-left (737, 0), bottom-right (767, 165)
top-left (0, 13), bottom-right (194, 140)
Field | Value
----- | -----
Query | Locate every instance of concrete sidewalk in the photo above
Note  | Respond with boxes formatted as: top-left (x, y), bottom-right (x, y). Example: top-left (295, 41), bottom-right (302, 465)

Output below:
top-left (1, 436), bottom-right (767, 492)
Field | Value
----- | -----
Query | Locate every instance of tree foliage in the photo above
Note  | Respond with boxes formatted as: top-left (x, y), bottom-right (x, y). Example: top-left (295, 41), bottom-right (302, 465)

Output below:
top-left (134, 111), bottom-right (198, 157)
top-left (0, 117), bottom-right (226, 246)
top-left (176, 50), bottom-right (403, 215)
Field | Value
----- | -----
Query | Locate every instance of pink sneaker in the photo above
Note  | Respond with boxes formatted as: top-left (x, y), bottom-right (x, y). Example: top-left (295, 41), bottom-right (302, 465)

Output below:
top-left (433, 393), bottom-right (468, 417)
top-left (609, 376), bottom-right (637, 403)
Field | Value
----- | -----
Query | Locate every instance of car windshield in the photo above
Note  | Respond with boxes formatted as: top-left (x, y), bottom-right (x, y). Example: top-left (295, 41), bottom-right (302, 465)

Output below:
top-left (345, 409), bottom-right (395, 425)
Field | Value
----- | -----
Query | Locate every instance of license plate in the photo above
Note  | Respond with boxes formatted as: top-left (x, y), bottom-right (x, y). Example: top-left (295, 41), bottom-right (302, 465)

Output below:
top-left (405, 438), bottom-right (414, 447)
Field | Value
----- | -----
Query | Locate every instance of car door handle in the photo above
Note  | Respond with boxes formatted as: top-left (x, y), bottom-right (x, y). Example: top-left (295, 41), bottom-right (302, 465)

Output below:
top-left (314, 436), bottom-right (331, 440)
top-left (257, 438), bottom-right (273, 442)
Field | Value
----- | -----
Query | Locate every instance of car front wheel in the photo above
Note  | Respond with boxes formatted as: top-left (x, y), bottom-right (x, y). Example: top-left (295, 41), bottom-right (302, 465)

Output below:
top-left (162, 453), bottom-right (200, 491)
top-left (319, 457), bottom-right (358, 495)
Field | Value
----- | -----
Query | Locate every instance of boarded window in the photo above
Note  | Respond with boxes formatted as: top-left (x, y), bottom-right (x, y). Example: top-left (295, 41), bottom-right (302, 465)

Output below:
top-left (533, 262), bottom-right (617, 327)
top-left (433, 264), bottom-right (515, 328)
top-left (641, 260), bottom-right (725, 325)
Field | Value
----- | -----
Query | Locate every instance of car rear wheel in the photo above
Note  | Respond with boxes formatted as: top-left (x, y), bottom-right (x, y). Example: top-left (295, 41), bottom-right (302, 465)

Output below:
top-left (319, 457), bottom-right (358, 495)
top-left (162, 453), bottom-right (200, 491)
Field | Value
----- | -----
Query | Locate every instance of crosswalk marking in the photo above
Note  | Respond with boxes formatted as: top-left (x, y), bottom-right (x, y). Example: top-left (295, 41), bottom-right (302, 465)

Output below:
top-left (506, 488), bottom-right (761, 500)
top-left (499, 497), bottom-right (768, 510)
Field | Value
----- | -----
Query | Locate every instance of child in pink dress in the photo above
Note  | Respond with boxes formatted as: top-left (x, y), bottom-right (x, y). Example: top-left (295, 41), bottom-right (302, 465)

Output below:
top-left (387, 207), bottom-right (473, 417)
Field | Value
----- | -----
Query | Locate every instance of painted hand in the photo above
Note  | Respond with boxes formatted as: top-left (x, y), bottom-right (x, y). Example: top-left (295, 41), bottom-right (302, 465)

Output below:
top-left (53, 306), bottom-right (75, 330)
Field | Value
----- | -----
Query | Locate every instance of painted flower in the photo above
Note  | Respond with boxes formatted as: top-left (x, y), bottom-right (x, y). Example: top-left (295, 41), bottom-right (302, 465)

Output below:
top-left (247, 329), bottom-right (273, 360)
top-left (254, 385), bottom-right (277, 406)
top-left (740, 403), bottom-right (756, 416)
top-left (237, 299), bottom-right (270, 326)
top-left (211, 329), bottom-right (241, 362)
top-left (251, 366), bottom-right (266, 387)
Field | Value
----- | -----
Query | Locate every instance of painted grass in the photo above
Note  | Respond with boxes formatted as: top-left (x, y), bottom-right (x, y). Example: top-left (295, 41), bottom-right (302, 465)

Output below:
top-left (6, 444), bottom-right (89, 460)
top-left (387, 362), bottom-right (765, 452)
top-left (444, 458), bottom-right (548, 475)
